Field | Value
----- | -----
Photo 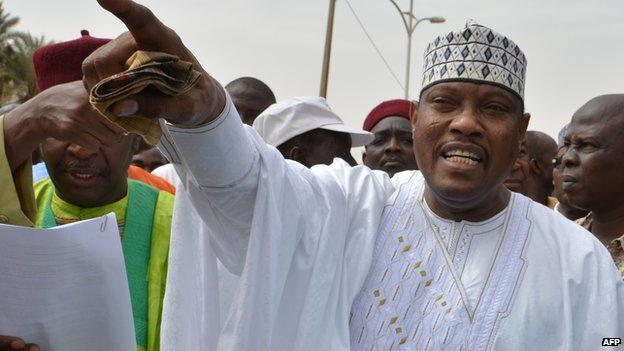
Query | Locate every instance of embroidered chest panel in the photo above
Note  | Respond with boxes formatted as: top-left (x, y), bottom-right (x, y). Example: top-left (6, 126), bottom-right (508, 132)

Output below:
top-left (349, 177), bottom-right (531, 351)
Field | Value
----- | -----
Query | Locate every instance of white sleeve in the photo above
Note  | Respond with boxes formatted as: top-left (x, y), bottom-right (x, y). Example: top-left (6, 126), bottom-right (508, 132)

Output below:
top-left (158, 93), bottom-right (261, 273)
top-left (158, 93), bottom-right (257, 188)
top-left (158, 93), bottom-right (394, 271)
top-left (158, 92), bottom-right (399, 350)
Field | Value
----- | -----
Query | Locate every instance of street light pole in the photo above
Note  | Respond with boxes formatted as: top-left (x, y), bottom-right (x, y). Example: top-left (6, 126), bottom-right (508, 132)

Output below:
top-left (388, 0), bottom-right (445, 99)
top-left (404, 0), bottom-right (414, 99)
top-left (320, 0), bottom-right (337, 98)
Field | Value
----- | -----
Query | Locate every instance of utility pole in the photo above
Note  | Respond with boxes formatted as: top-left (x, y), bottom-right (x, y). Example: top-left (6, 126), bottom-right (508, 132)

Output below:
top-left (388, 0), bottom-right (445, 99)
top-left (319, 0), bottom-right (337, 98)
top-left (404, 0), bottom-right (415, 100)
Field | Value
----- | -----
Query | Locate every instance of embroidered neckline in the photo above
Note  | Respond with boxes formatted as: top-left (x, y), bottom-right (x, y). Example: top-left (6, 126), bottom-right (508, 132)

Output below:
top-left (421, 194), bottom-right (510, 318)
top-left (349, 175), bottom-right (532, 351)
top-left (420, 190), bottom-right (510, 227)
top-left (420, 193), bottom-right (511, 321)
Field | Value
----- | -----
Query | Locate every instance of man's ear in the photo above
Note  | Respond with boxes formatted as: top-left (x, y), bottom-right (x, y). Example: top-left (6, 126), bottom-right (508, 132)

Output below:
top-left (289, 146), bottom-right (308, 167)
top-left (38, 144), bottom-right (46, 161)
top-left (529, 158), bottom-right (542, 175)
top-left (518, 112), bottom-right (530, 142)
top-left (515, 112), bottom-right (530, 156)
top-left (131, 135), bottom-right (142, 154)
top-left (410, 101), bottom-right (419, 127)
top-left (362, 148), bottom-right (367, 163)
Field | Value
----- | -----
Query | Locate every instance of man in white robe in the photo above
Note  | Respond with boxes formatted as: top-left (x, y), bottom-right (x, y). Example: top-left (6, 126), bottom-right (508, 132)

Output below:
top-left (86, 2), bottom-right (623, 350)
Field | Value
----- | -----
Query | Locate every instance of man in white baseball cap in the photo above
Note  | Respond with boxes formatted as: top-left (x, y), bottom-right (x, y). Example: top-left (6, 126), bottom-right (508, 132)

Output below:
top-left (253, 96), bottom-right (372, 167)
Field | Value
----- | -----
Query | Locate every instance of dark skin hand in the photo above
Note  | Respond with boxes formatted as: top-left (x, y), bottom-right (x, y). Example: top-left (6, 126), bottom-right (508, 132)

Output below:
top-left (83, 0), bottom-right (226, 127)
top-left (0, 335), bottom-right (39, 351)
top-left (4, 81), bottom-right (126, 173)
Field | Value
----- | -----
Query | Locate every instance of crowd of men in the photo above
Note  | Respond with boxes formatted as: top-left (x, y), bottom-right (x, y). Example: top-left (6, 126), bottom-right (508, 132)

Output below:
top-left (0, 0), bottom-right (622, 350)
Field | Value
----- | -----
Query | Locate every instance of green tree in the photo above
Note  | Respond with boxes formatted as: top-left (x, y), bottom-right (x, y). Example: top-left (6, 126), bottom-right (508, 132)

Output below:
top-left (0, 1), bottom-right (50, 104)
top-left (0, 1), bottom-right (22, 103)
top-left (4, 33), bottom-right (48, 102)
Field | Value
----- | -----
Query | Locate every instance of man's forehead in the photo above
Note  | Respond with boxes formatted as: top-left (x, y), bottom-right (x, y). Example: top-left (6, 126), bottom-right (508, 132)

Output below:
top-left (422, 81), bottom-right (520, 102)
top-left (571, 100), bottom-right (624, 136)
top-left (573, 96), bottom-right (624, 122)
top-left (567, 116), bottom-right (618, 143)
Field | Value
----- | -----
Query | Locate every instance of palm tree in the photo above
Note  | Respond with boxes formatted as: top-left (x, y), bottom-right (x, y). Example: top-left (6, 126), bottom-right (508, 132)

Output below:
top-left (0, 1), bottom-right (23, 103)
top-left (0, 2), bottom-right (23, 46)
top-left (0, 1), bottom-right (50, 104)
top-left (4, 33), bottom-right (48, 102)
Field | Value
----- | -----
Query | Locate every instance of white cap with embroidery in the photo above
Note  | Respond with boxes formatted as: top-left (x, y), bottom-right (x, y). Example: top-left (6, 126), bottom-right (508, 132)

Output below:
top-left (421, 20), bottom-right (527, 100)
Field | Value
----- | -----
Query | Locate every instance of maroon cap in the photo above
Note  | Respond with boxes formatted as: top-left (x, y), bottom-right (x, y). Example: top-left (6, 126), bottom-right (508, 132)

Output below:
top-left (363, 99), bottom-right (414, 132)
top-left (33, 30), bottom-right (111, 91)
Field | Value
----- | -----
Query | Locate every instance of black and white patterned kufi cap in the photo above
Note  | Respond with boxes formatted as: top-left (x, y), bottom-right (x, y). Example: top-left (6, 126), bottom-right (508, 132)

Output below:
top-left (421, 20), bottom-right (527, 100)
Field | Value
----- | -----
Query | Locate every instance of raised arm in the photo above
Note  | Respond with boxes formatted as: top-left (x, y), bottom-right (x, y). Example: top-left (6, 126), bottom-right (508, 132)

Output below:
top-left (84, 3), bottom-right (403, 349)
top-left (83, 0), bottom-right (226, 128)
top-left (81, 0), bottom-right (271, 269)
top-left (84, 0), bottom-right (396, 272)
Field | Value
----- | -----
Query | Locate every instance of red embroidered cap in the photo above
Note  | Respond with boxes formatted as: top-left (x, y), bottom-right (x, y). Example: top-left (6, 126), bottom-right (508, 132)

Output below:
top-left (363, 99), bottom-right (414, 132)
top-left (33, 30), bottom-right (111, 91)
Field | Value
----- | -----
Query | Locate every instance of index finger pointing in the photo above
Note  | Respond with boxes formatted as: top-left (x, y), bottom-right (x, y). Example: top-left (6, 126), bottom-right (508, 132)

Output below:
top-left (96, 0), bottom-right (174, 50)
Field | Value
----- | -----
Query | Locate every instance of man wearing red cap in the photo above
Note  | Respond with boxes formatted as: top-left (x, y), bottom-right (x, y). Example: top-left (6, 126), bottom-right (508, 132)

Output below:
top-left (0, 31), bottom-right (172, 351)
top-left (29, 30), bottom-right (176, 195)
top-left (362, 99), bottom-right (418, 177)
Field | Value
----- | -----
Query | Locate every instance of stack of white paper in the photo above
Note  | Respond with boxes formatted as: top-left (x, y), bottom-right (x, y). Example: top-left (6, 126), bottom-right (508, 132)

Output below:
top-left (0, 213), bottom-right (136, 351)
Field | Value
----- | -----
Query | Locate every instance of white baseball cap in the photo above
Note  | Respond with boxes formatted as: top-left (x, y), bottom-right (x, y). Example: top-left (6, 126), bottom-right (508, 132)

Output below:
top-left (253, 96), bottom-right (373, 148)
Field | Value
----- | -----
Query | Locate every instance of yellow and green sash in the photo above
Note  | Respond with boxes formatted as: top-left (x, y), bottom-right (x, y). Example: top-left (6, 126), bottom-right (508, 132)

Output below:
top-left (39, 180), bottom-right (158, 349)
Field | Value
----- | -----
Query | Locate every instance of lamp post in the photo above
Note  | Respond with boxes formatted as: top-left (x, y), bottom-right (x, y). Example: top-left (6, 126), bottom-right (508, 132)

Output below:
top-left (319, 0), bottom-right (337, 98)
top-left (389, 0), bottom-right (444, 99)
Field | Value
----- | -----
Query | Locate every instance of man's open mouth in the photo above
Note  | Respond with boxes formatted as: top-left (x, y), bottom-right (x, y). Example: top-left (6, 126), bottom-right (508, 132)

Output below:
top-left (70, 172), bottom-right (97, 180)
top-left (442, 149), bottom-right (482, 166)
top-left (65, 168), bottom-right (104, 183)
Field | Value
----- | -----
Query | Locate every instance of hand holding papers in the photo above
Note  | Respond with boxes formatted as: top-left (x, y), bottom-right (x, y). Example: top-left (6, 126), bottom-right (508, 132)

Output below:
top-left (0, 213), bottom-right (136, 351)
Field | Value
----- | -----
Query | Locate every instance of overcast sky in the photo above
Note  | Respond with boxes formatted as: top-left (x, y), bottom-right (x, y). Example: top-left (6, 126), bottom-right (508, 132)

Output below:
top-left (6, 0), bottom-right (624, 143)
